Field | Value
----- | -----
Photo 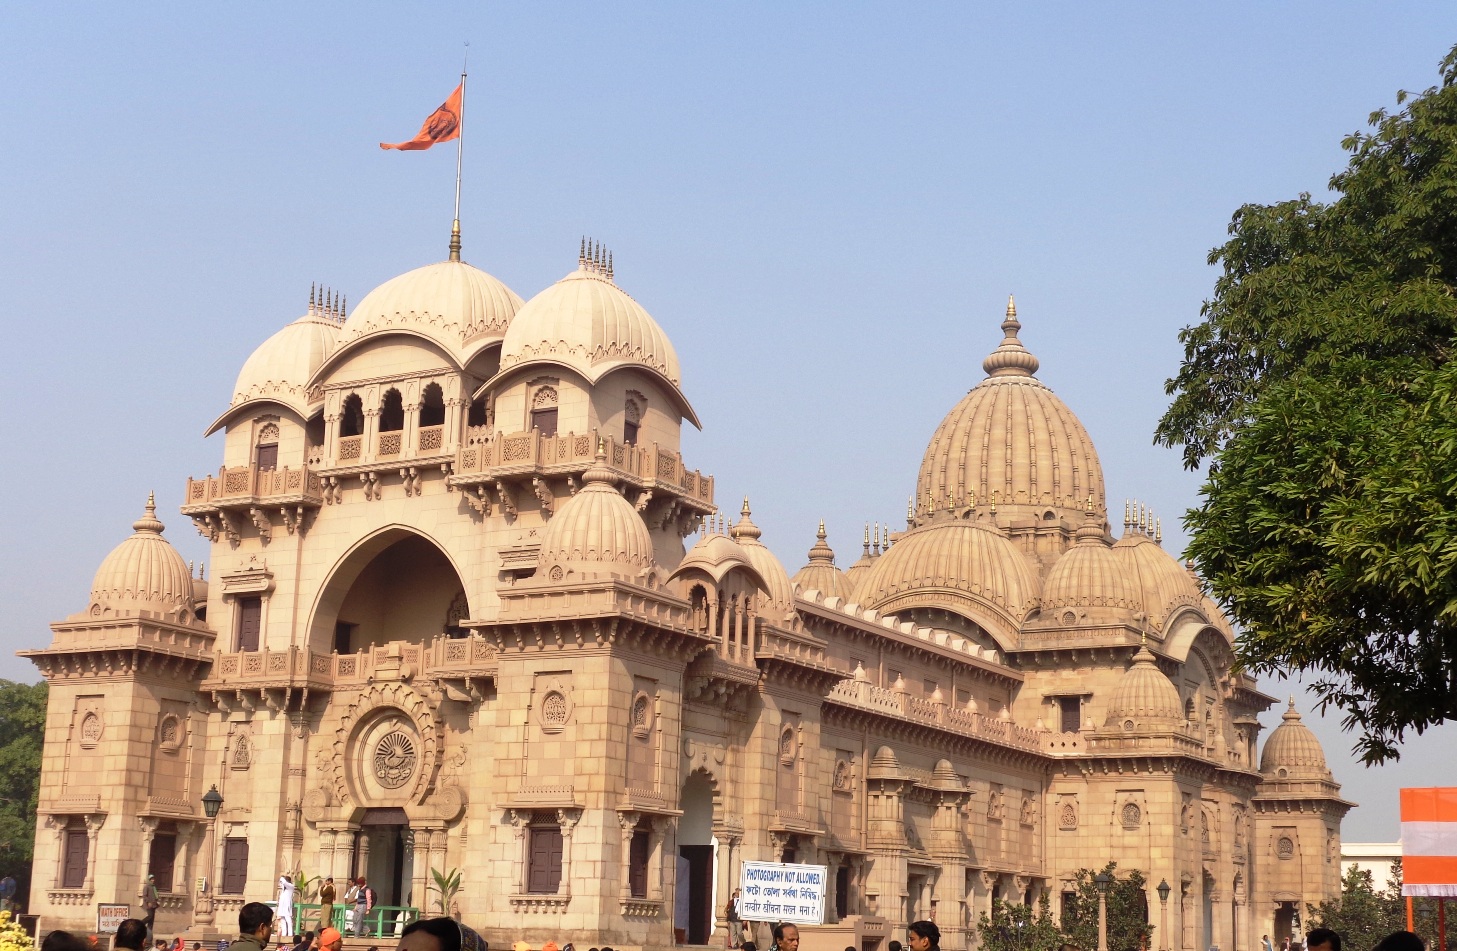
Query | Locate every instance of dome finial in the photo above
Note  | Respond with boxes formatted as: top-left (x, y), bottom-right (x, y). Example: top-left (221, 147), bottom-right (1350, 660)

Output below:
top-left (863, 523), bottom-right (871, 556)
top-left (607, 250), bottom-right (614, 282)
top-left (579, 236), bottom-right (587, 267)
top-left (982, 297), bottom-right (1039, 377)
top-left (806, 520), bottom-right (836, 565)
top-left (309, 283), bottom-right (316, 315)
top-left (449, 219), bottom-right (462, 262)
top-left (132, 492), bottom-right (165, 534)
top-left (818, 519), bottom-right (826, 540)
top-left (741, 496), bottom-right (751, 518)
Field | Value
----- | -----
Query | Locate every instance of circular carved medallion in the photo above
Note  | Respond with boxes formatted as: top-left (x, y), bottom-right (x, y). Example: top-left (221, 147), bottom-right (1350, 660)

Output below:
top-left (373, 731), bottom-right (417, 789)
top-left (1121, 802), bottom-right (1142, 826)
top-left (80, 712), bottom-right (102, 744)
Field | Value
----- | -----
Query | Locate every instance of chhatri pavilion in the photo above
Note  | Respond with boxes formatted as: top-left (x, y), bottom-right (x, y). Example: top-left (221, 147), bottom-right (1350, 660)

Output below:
top-left (23, 229), bottom-right (1350, 951)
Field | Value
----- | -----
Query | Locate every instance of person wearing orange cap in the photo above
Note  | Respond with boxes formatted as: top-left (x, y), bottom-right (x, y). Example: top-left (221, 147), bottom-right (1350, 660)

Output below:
top-left (316, 928), bottom-right (342, 951)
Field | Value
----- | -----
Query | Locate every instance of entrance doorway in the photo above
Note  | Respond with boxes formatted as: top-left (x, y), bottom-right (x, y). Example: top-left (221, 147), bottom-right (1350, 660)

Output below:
top-left (1274, 901), bottom-right (1297, 947)
top-left (679, 772), bottom-right (716, 945)
top-left (356, 810), bottom-right (412, 909)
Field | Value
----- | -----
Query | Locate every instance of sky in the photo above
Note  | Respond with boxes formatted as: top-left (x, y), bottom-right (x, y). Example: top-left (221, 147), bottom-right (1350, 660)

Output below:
top-left (2, 1), bottom-right (1455, 841)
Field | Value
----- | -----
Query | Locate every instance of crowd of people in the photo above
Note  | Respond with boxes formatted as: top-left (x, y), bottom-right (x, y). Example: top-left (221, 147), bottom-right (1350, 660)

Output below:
top-left (23, 899), bottom-right (1443, 951)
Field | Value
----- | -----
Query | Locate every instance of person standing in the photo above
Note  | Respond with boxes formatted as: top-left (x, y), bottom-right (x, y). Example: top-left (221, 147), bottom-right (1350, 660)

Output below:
top-left (140, 875), bottom-right (160, 943)
top-left (317, 878), bottom-right (337, 932)
top-left (233, 903), bottom-right (276, 951)
top-left (275, 875), bottom-right (296, 940)
top-left (1262, 936), bottom-right (1273, 951)
top-left (726, 888), bottom-right (743, 949)
top-left (352, 877), bottom-right (374, 937)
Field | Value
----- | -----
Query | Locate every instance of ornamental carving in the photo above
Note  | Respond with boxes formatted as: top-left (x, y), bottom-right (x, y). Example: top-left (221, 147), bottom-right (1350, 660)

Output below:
top-left (158, 715), bottom-right (181, 749)
top-left (1277, 836), bottom-right (1295, 859)
top-left (779, 726), bottom-right (797, 764)
top-left (1121, 802), bottom-right (1142, 828)
top-left (1059, 800), bottom-right (1078, 830)
top-left (373, 731), bottom-right (417, 789)
top-left (543, 692), bottom-right (568, 728)
top-left (833, 759), bottom-right (852, 791)
top-left (232, 735), bottom-right (251, 770)
top-left (631, 694), bottom-right (652, 738)
top-left (79, 712), bottom-right (102, 746)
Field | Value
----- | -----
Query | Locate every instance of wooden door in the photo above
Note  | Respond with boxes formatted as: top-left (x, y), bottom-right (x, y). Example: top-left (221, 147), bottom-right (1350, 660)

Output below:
top-left (527, 826), bottom-right (562, 893)
top-left (61, 829), bottom-right (88, 889)
top-left (221, 838), bottom-right (249, 894)
top-left (237, 597), bottom-right (261, 652)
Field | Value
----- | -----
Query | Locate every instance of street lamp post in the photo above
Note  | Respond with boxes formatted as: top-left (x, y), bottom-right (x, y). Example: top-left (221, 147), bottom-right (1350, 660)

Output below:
top-left (1157, 879), bottom-right (1172, 951)
top-left (1095, 871), bottom-right (1113, 951)
top-left (193, 786), bottom-right (224, 929)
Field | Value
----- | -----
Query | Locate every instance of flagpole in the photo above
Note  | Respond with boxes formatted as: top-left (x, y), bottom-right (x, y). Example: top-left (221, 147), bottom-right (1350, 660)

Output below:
top-left (450, 44), bottom-right (467, 262)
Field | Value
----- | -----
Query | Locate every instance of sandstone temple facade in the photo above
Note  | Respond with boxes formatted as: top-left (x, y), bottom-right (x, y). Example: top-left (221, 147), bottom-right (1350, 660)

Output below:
top-left (23, 236), bottom-right (1351, 951)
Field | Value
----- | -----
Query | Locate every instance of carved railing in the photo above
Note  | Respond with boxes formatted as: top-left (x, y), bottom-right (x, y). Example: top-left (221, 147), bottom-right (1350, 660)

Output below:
top-left (183, 465), bottom-right (324, 509)
top-left (202, 635), bottom-right (498, 693)
top-left (826, 679), bottom-right (1047, 753)
top-left (418, 425), bottom-right (445, 452)
top-left (378, 431), bottom-right (403, 456)
top-left (338, 435), bottom-right (363, 461)
top-left (453, 428), bottom-right (714, 503)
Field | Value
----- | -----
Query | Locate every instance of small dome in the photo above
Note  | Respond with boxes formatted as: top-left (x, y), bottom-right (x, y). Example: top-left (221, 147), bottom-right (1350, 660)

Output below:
top-left (336, 260), bottom-right (524, 368)
top-left (916, 300), bottom-right (1105, 526)
top-left (190, 563), bottom-right (209, 606)
top-left (867, 745), bottom-right (901, 779)
top-left (1260, 699), bottom-right (1330, 778)
top-left (1103, 644), bottom-right (1183, 728)
top-left (791, 521), bottom-right (855, 601)
top-left (210, 306), bottom-right (341, 433)
top-left (496, 249), bottom-right (698, 425)
top-left (730, 500), bottom-right (795, 619)
top-left (857, 521), bottom-right (1040, 630)
top-left (675, 532), bottom-right (760, 585)
top-left (1043, 512), bottom-right (1138, 616)
top-left (89, 494), bottom-right (194, 620)
top-left (1113, 529), bottom-right (1204, 629)
top-left (538, 450), bottom-right (654, 576)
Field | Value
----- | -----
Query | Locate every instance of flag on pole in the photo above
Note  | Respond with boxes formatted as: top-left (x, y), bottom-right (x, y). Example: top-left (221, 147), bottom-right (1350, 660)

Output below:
top-left (380, 84), bottom-right (463, 151)
top-left (1401, 787), bottom-right (1457, 897)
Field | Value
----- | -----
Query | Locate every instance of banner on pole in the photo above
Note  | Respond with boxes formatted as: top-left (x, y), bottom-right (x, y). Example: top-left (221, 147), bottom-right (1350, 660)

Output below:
top-left (1401, 787), bottom-right (1457, 897)
top-left (738, 861), bottom-right (826, 926)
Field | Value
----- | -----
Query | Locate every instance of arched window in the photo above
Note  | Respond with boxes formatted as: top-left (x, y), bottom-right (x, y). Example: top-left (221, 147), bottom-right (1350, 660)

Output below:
top-left (624, 395), bottom-right (644, 446)
top-left (531, 386), bottom-right (559, 437)
top-left (340, 394), bottom-right (364, 438)
top-left (419, 382), bottom-right (446, 427)
top-left (305, 411), bottom-right (325, 450)
top-left (379, 389), bottom-right (405, 432)
top-left (467, 395), bottom-right (488, 428)
top-left (254, 422), bottom-right (279, 471)
top-left (689, 584), bottom-right (709, 634)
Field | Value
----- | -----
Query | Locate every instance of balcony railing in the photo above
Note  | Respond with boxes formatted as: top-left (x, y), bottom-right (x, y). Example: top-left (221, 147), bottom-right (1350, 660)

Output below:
top-left (337, 435), bottom-right (363, 461)
top-left (826, 679), bottom-right (1047, 753)
top-left (202, 635), bottom-right (497, 692)
top-left (453, 428), bottom-right (713, 503)
top-left (418, 424), bottom-right (445, 452)
top-left (183, 465), bottom-right (324, 509)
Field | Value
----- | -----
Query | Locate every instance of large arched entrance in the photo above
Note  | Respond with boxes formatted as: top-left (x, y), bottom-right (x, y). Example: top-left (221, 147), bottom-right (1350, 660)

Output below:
top-left (310, 528), bottom-right (468, 654)
top-left (677, 771), bottom-right (716, 945)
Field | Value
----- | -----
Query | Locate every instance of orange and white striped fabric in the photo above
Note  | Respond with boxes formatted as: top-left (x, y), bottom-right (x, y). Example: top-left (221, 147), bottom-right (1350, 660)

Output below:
top-left (1401, 787), bottom-right (1457, 896)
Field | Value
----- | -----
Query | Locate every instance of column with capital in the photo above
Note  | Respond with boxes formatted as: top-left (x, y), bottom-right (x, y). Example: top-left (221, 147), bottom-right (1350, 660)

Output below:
top-left (507, 812), bottom-right (529, 896)
top-left (650, 816), bottom-right (676, 903)
top-left (1233, 893), bottom-right (1248, 951)
top-left (1210, 882), bottom-right (1229, 951)
top-left (556, 809), bottom-right (580, 897)
top-left (83, 815), bottom-right (105, 892)
top-left (618, 813), bottom-right (642, 900)
top-left (138, 818), bottom-right (159, 894)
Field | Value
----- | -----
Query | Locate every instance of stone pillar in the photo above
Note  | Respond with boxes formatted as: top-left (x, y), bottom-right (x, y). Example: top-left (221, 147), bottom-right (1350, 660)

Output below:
top-left (1211, 886), bottom-right (1230, 951)
top-left (1233, 896), bottom-right (1248, 951)
top-left (401, 830), bottom-right (415, 908)
top-left (618, 813), bottom-right (641, 899)
top-left (363, 407), bottom-right (380, 463)
top-left (319, 830), bottom-right (336, 883)
top-left (650, 816), bottom-right (676, 902)
top-left (508, 811), bottom-right (529, 895)
top-left (83, 815), bottom-right (105, 892)
top-left (404, 395), bottom-right (419, 456)
top-left (715, 833), bottom-right (740, 934)
top-left (356, 832), bottom-right (371, 882)
top-left (557, 809), bottom-right (580, 896)
top-left (444, 397), bottom-right (462, 454)
top-left (324, 413), bottom-right (339, 463)
top-left (174, 822), bottom-right (194, 901)
top-left (428, 830), bottom-right (448, 902)
top-left (409, 830), bottom-right (429, 913)
top-left (138, 818), bottom-right (159, 893)
top-left (335, 831), bottom-right (355, 880)
top-left (1181, 881), bottom-right (1195, 951)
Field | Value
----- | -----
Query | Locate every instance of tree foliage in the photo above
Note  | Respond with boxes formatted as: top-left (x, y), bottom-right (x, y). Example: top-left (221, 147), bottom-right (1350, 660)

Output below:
top-left (1305, 864), bottom-right (1405, 951)
top-left (977, 895), bottom-right (1064, 951)
top-left (1061, 865), bottom-right (1154, 951)
top-left (0, 680), bottom-right (46, 903)
top-left (1155, 45), bottom-right (1457, 761)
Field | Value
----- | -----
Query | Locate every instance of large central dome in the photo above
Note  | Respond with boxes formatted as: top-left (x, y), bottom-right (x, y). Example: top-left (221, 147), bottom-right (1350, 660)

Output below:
top-left (916, 299), bottom-right (1105, 524)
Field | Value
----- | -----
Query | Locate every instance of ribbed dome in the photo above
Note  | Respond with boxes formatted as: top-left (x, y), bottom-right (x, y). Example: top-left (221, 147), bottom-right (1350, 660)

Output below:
top-left (1113, 531), bottom-right (1204, 628)
top-left (1103, 644), bottom-right (1183, 728)
top-left (1042, 513), bottom-right (1138, 615)
top-left (791, 521), bottom-right (854, 601)
top-left (538, 450), bottom-right (654, 575)
top-left (730, 500), bottom-right (795, 619)
top-left (916, 300), bottom-right (1105, 526)
top-left (225, 309), bottom-right (340, 422)
top-left (338, 260), bottom-right (524, 366)
top-left (1260, 699), bottom-right (1330, 777)
top-left (675, 532), bottom-right (759, 584)
top-left (498, 252), bottom-right (693, 420)
top-left (857, 521), bottom-right (1040, 629)
top-left (89, 495), bottom-right (194, 620)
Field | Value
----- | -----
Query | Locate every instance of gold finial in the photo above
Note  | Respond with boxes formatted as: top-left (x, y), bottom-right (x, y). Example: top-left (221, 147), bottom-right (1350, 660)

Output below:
top-left (969, 489), bottom-right (975, 509)
top-left (146, 490), bottom-right (156, 512)
top-left (579, 236), bottom-right (587, 266)
top-left (1141, 626), bottom-right (1148, 648)
top-left (1086, 494), bottom-right (1094, 514)
top-left (607, 251), bottom-right (614, 282)
top-left (199, 563), bottom-right (204, 580)
top-left (309, 283), bottom-right (316, 315)
top-left (341, 294), bottom-right (346, 318)
top-left (872, 522), bottom-right (881, 555)
top-left (907, 496), bottom-right (914, 519)
top-left (863, 523), bottom-right (871, 556)
top-left (449, 219), bottom-right (462, 262)
top-left (1006, 294), bottom-right (1017, 318)
top-left (741, 496), bottom-right (751, 518)
top-left (1155, 517), bottom-right (1162, 543)
top-left (990, 492), bottom-right (998, 515)
top-left (188, 560), bottom-right (194, 574)
top-left (818, 519), bottom-right (827, 539)
top-left (1123, 499), bottom-right (1131, 527)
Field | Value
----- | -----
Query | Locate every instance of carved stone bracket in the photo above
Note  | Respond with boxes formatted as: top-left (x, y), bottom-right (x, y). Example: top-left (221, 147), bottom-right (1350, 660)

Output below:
top-left (532, 477), bottom-right (553, 519)
top-left (496, 480), bottom-right (517, 522)
top-left (359, 471), bottom-right (382, 501)
top-left (249, 507), bottom-right (272, 543)
top-left (400, 467), bottom-right (423, 497)
top-left (466, 485), bottom-right (491, 518)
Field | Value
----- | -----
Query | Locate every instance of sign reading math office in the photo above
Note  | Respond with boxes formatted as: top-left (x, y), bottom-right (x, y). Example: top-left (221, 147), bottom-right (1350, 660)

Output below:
top-left (97, 904), bottom-right (130, 934)
top-left (738, 861), bottom-right (827, 927)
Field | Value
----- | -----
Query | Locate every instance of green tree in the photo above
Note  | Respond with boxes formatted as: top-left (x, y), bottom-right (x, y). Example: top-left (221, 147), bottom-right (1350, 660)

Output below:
top-left (1061, 865), bottom-right (1154, 951)
top-left (976, 895), bottom-right (1064, 951)
top-left (0, 680), bottom-right (47, 904)
top-left (1155, 45), bottom-right (1457, 762)
top-left (1306, 865), bottom-right (1404, 951)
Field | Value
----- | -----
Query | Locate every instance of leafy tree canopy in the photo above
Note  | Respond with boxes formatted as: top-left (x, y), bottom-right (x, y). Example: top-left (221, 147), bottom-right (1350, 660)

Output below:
top-left (1061, 865), bottom-right (1153, 951)
top-left (976, 895), bottom-right (1064, 951)
top-left (1156, 45), bottom-right (1457, 761)
top-left (0, 680), bottom-right (46, 900)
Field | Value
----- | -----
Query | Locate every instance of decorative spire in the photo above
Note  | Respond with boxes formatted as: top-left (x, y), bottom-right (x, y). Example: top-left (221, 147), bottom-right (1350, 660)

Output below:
top-left (863, 523), bottom-right (871, 557)
top-left (309, 283), bottom-right (316, 315)
top-left (449, 218), bottom-right (462, 262)
top-left (1283, 697), bottom-right (1302, 721)
top-left (982, 295), bottom-right (1040, 378)
top-left (907, 495), bottom-right (914, 527)
top-left (872, 522), bottom-right (881, 556)
top-left (341, 294), bottom-right (347, 319)
top-left (132, 491), bottom-right (165, 535)
top-left (732, 497), bottom-right (762, 542)
top-left (806, 520), bottom-right (836, 565)
top-left (1155, 517), bottom-right (1162, 544)
top-left (607, 251), bottom-right (614, 282)
top-left (579, 236), bottom-right (587, 267)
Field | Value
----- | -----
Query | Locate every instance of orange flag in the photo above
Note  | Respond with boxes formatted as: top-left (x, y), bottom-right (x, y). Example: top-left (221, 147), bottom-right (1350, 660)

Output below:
top-left (380, 84), bottom-right (463, 151)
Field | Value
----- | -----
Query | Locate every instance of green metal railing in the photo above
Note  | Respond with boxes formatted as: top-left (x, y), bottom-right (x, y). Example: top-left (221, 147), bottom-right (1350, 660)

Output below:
top-left (272, 903), bottom-right (421, 938)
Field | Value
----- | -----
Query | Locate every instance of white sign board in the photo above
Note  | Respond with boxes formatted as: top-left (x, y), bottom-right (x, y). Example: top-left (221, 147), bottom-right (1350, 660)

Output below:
top-left (738, 861), bottom-right (826, 926)
top-left (97, 904), bottom-right (130, 934)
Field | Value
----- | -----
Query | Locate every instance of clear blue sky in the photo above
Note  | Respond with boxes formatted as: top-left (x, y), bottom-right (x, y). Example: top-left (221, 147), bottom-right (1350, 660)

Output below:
top-left (3, 1), bottom-right (1455, 840)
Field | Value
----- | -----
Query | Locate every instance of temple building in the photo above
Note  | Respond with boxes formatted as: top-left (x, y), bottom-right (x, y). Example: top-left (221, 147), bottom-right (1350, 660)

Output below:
top-left (22, 234), bottom-right (1351, 951)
